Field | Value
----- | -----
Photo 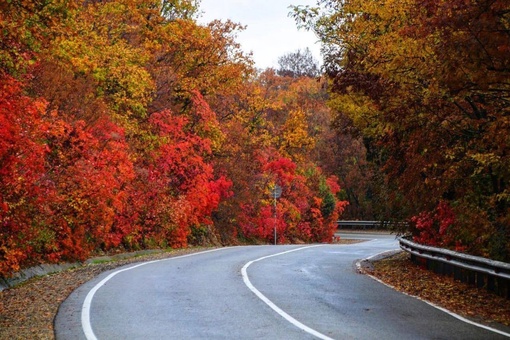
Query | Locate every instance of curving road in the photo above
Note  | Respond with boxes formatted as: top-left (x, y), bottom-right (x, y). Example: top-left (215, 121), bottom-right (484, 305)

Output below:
top-left (56, 234), bottom-right (510, 339)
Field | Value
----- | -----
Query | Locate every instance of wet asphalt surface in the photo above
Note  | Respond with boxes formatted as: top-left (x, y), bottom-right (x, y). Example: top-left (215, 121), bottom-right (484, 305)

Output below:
top-left (55, 233), bottom-right (509, 339)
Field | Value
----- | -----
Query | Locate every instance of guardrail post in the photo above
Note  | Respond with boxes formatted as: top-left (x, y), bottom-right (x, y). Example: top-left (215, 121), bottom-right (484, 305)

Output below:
top-left (475, 272), bottom-right (483, 289)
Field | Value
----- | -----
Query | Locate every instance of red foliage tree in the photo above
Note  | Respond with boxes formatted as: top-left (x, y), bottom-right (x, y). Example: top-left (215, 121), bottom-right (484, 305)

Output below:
top-left (0, 75), bottom-right (53, 274)
top-left (0, 74), bottom-right (139, 276)
top-left (411, 201), bottom-right (465, 251)
top-left (129, 102), bottom-right (231, 249)
top-left (43, 116), bottom-right (135, 259)
top-left (238, 149), bottom-right (347, 244)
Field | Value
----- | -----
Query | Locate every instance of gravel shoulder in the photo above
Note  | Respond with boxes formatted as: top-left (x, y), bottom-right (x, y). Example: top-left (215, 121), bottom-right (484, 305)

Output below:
top-left (1, 242), bottom-right (510, 339)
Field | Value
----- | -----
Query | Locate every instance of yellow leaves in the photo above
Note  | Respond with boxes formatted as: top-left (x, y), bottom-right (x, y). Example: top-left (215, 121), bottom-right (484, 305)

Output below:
top-left (204, 123), bottom-right (225, 154)
top-left (470, 152), bottom-right (500, 166)
top-left (280, 109), bottom-right (315, 162)
top-left (103, 46), bottom-right (154, 106)
top-left (153, 18), bottom-right (251, 96)
top-left (68, 196), bottom-right (87, 213)
top-left (48, 2), bottom-right (156, 130)
top-left (342, 0), bottom-right (438, 90)
top-left (329, 91), bottom-right (387, 139)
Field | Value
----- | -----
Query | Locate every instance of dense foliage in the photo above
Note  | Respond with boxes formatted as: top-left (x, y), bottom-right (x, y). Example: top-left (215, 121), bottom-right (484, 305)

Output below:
top-left (0, 0), bottom-right (347, 276)
top-left (293, 0), bottom-right (510, 260)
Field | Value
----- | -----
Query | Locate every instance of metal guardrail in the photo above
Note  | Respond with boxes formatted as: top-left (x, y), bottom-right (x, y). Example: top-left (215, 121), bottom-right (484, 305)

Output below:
top-left (399, 237), bottom-right (510, 298)
top-left (337, 220), bottom-right (380, 228)
top-left (337, 220), bottom-right (408, 229)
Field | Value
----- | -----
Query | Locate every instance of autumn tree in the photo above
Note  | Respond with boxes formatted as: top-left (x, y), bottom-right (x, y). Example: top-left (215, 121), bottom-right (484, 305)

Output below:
top-left (0, 75), bottom-right (51, 274)
top-left (0, 0), bottom-right (251, 275)
top-left (211, 62), bottom-right (349, 244)
top-left (0, 0), bottom-right (351, 277)
top-left (236, 149), bottom-right (346, 244)
top-left (0, 0), bottom-right (77, 76)
top-left (293, 0), bottom-right (510, 259)
top-left (128, 93), bottom-right (231, 248)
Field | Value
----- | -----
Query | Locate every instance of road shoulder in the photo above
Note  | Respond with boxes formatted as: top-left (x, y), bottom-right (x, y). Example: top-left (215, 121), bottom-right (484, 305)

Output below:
top-left (360, 250), bottom-right (510, 336)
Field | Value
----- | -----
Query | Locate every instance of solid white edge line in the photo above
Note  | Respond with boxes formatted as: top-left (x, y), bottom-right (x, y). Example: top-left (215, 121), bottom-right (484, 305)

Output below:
top-left (81, 247), bottom-right (229, 340)
top-left (357, 250), bottom-right (510, 339)
top-left (241, 245), bottom-right (335, 340)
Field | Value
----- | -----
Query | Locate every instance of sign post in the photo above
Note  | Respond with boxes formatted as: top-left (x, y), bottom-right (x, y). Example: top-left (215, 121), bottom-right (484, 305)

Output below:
top-left (271, 184), bottom-right (282, 245)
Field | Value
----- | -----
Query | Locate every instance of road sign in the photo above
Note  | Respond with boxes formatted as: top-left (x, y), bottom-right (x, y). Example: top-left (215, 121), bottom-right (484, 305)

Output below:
top-left (271, 184), bottom-right (282, 246)
top-left (272, 184), bottom-right (282, 199)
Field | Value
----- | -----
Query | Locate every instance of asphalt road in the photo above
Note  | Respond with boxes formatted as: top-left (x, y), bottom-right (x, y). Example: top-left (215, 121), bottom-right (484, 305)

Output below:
top-left (56, 234), bottom-right (510, 339)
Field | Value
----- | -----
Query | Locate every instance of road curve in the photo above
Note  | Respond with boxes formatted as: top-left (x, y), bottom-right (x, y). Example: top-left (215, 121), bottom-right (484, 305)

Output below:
top-left (55, 234), bottom-right (509, 339)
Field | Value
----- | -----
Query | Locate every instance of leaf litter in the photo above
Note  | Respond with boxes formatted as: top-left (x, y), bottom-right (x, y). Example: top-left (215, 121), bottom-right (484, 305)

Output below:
top-left (369, 251), bottom-right (510, 327)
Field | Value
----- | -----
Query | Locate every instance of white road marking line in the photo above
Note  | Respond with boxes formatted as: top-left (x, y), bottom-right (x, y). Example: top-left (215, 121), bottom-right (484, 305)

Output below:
top-left (81, 247), bottom-right (228, 340)
top-left (241, 245), bottom-right (335, 340)
top-left (357, 250), bottom-right (510, 339)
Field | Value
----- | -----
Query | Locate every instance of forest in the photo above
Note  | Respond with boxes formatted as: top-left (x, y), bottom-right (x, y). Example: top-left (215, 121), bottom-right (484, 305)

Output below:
top-left (0, 0), bottom-right (508, 277)
top-left (293, 0), bottom-right (510, 260)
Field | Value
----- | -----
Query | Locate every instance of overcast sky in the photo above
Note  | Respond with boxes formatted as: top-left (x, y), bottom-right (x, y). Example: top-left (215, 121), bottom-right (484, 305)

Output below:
top-left (197, 0), bottom-right (321, 70)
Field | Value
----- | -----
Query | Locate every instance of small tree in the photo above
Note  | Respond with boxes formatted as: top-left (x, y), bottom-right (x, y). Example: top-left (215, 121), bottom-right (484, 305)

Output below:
top-left (277, 48), bottom-right (320, 78)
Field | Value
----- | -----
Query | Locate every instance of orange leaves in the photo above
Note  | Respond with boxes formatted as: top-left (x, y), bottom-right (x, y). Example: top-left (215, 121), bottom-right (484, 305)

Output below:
top-left (0, 245), bottom-right (26, 276)
top-left (149, 16), bottom-right (251, 111)
top-left (280, 109), bottom-right (315, 162)
top-left (326, 175), bottom-right (341, 195)
top-left (299, 0), bottom-right (510, 258)
top-left (0, 0), bottom-right (352, 277)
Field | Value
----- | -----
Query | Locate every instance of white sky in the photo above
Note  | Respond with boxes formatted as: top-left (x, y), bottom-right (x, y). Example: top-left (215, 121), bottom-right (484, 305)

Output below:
top-left (197, 0), bottom-right (321, 70)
